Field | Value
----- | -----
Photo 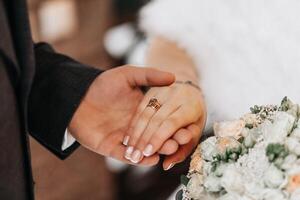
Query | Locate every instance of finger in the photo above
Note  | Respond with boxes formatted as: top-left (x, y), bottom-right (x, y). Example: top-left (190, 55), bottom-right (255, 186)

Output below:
top-left (163, 124), bottom-right (201, 170)
top-left (158, 139), bottom-right (179, 155)
top-left (95, 130), bottom-right (160, 166)
top-left (125, 93), bottom-right (167, 163)
top-left (123, 67), bottom-right (175, 87)
top-left (112, 144), bottom-right (160, 166)
top-left (123, 89), bottom-right (157, 146)
top-left (134, 101), bottom-right (180, 157)
top-left (172, 128), bottom-right (193, 145)
top-left (146, 107), bottom-right (198, 156)
top-left (162, 141), bottom-right (195, 170)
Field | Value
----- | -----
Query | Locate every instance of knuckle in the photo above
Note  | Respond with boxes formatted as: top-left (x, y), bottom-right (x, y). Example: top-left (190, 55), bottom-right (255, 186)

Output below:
top-left (127, 126), bottom-right (135, 136)
top-left (142, 110), bottom-right (153, 121)
top-left (181, 109), bottom-right (194, 121)
top-left (151, 115), bottom-right (163, 124)
top-left (140, 113), bottom-right (149, 123)
top-left (151, 133), bottom-right (166, 146)
top-left (166, 117), bottom-right (179, 128)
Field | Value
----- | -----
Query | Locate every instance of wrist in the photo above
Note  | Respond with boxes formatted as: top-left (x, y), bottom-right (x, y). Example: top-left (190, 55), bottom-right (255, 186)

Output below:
top-left (175, 73), bottom-right (198, 84)
top-left (174, 80), bottom-right (201, 91)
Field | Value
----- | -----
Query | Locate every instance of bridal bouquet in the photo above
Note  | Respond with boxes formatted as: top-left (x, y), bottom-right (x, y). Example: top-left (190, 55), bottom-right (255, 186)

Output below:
top-left (178, 97), bottom-right (300, 200)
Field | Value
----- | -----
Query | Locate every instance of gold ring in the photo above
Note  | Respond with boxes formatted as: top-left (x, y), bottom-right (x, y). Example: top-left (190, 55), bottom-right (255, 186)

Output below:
top-left (147, 98), bottom-right (161, 111)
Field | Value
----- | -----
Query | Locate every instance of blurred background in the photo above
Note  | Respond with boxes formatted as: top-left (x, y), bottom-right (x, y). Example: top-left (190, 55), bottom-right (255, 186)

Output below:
top-left (27, 0), bottom-right (189, 199)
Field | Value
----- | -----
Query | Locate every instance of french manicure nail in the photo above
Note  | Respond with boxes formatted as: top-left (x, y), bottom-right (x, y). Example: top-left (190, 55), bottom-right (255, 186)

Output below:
top-left (165, 163), bottom-right (175, 171)
top-left (143, 144), bottom-right (153, 157)
top-left (123, 136), bottom-right (130, 146)
top-left (125, 146), bottom-right (134, 160)
top-left (131, 150), bottom-right (142, 163)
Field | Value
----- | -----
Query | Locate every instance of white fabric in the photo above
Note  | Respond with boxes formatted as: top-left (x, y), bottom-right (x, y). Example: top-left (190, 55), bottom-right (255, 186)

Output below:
top-left (61, 129), bottom-right (76, 151)
top-left (140, 0), bottom-right (300, 129)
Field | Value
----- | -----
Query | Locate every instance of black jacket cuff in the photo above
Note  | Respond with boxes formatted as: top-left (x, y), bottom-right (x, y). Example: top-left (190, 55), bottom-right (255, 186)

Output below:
top-left (28, 43), bottom-right (102, 159)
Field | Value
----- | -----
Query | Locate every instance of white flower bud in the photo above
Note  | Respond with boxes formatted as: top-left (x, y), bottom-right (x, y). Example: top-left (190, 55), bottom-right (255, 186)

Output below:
top-left (262, 112), bottom-right (295, 144)
top-left (286, 137), bottom-right (300, 156)
top-left (203, 174), bottom-right (222, 192)
top-left (244, 133), bottom-right (255, 148)
top-left (221, 165), bottom-right (244, 195)
top-left (264, 165), bottom-right (285, 188)
top-left (200, 137), bottom-right (218, 161)
top-left (282, 154), bottom-right (297, 170)
top-left (215, 163), bottom-right (229, 177)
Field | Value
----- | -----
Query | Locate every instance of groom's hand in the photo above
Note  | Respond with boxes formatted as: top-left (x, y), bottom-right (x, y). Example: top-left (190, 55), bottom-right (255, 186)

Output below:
top-left (68, 66), bottom-right (175, 166)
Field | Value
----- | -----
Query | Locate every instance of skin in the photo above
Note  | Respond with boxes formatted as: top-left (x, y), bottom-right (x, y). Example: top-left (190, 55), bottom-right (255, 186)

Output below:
top-left (124, 37), bottom-right (207, 170)
top-left (68, 66), bottom-right (175, 166)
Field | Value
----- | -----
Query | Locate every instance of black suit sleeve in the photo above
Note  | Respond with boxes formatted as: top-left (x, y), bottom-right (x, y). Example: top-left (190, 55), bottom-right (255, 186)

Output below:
top-left (28, 42), bottom-right (102, 159)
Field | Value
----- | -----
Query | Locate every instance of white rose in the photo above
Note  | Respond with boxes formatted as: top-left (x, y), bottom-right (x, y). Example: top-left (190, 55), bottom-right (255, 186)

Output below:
top-left (290, 188), bottom-right (300, 200)
top-left (282, 154), bottom-right (297, 170)
top-left (220, 165), bottom-right (244, 195)
top-left (213, 120), bottom-right (245, 139)
top-left (203, 174), bottom-right (222, 192)
top-left (285, 137), bottom-right (300, 156)
top-left (215, 163), bottom-right (230, 177)
top-left (262, 112), bottom-right (295, 144)
top-left (264, 165), bottom-right (285, 188)
top-left (201, 137), bottom-right (218, 161)
top-left (244, 183), bottom-right (266, 200)
top-left (186, 173), bottom-right (204, 200)
top-left (202, 161), bottom-right (212, 176)
top-left (218, 193), bottom-right (240, 200)
top-left (262, 189), bottom-right (287, 200)
top-left (286, 164), bottom-right (300, 176)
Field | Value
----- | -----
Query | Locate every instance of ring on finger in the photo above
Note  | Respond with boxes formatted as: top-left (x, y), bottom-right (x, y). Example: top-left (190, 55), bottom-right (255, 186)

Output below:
top-left (147, 97), bottom-right (162, 111)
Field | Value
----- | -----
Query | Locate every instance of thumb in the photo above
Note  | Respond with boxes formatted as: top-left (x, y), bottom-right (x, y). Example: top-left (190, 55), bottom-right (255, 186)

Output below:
top-left (162, 123), bottom-right (201, 170)
top-left (162, 140), bottom-right (195, 171)
top-left (123, 66), bottom-right (175, 87)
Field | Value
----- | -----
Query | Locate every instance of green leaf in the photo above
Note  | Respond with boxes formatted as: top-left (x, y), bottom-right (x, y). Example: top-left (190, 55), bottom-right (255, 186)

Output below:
top-left (266, 143), bottom-right (289, 163)
top-left (180, 175), bottom-right (190, 186)
top-left (250, 105), bottom-right (262, 114)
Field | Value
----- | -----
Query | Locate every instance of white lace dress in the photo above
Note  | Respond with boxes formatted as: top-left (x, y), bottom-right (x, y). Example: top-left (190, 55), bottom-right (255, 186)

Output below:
top-left (140, 0), bottom-right (300, 130)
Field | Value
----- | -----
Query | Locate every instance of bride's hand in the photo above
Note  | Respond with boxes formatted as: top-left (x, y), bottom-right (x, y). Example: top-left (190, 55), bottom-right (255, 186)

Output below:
top-left (122, 81), bottom-right (206, 164)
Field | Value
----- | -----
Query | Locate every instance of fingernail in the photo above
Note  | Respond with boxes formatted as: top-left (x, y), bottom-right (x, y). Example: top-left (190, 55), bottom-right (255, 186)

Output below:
top-left (123, 136), bottom-right (130, 146)
top-left (125, 146), bottom-right (134, 160)
top-left (143, 144), bottom-right (153, 157)
top-left (131, 150), bottom-right (142, 163)
top-left (164, 163), bottom-right (175, 171)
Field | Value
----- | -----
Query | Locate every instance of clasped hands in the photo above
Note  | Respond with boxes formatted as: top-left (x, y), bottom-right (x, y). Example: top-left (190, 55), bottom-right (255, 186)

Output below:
top-left (69, 65), bottom-right (206, 170)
